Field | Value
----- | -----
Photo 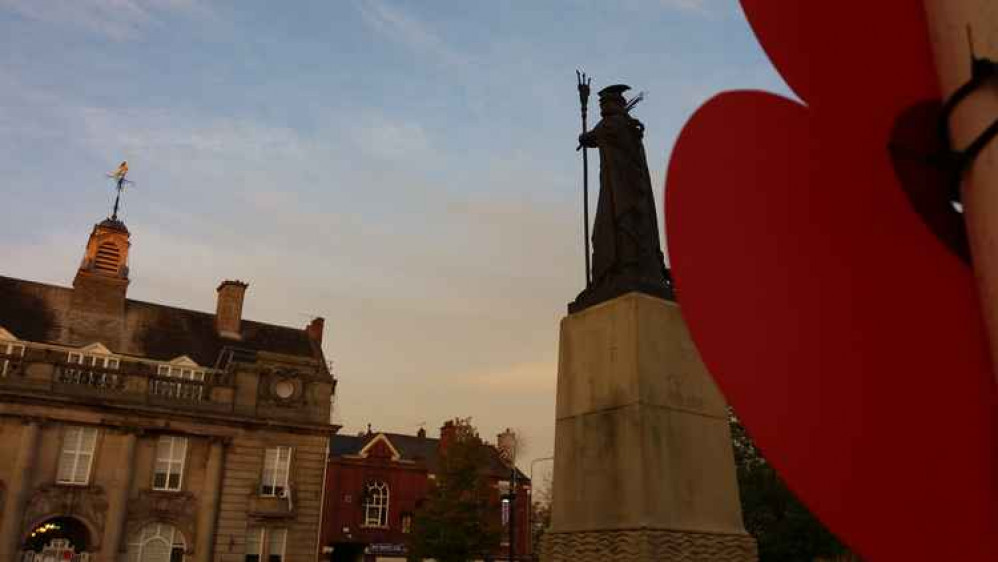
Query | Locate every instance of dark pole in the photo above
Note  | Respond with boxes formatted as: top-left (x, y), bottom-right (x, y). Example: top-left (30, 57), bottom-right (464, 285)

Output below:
top-left (509, 466), bottom-right (517, 561)
top-left (577, 70), bottom-right (592, 288)
top-left (111, 177), bottom-right (124, 220)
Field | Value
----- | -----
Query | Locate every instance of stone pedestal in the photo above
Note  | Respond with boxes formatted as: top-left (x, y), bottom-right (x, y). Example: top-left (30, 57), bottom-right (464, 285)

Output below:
top-left (542, 293), bottom-right (756, 561)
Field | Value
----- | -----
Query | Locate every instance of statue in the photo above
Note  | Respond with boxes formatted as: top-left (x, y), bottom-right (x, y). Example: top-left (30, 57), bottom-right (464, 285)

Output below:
top-left (570, 84), bottom-right (672, 313)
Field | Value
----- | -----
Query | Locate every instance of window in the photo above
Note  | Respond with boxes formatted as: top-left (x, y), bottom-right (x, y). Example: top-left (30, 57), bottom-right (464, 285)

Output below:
top-left (153, 436), bottom-right (187, 491)
top-left (67, 352), bottom-right (119, 369)
top-left (260, 447), bottom-right (292, 496)
top-left (0, 341), bottom-right (25, 377)
top-left (401, 513), bottom-right (413, 534)
top-left (267, 528), bottom-right (286, 562)
top-left (244, 527), bottom-right (263, 562)
top-left (244, 528), bottom-right (283, 562)
top-left (126, 522), bottom-right (186, 562)
top-left (362, 481), bottom-right (389, 527)
top-left (152, 365), bottom-right (205, 401)
top-left (57, 426), bottom-right (98, 485)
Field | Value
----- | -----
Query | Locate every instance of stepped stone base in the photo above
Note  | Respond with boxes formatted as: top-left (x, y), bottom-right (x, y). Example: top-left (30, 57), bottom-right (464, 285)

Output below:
top-left (542, 528), bottom-right (758, 562)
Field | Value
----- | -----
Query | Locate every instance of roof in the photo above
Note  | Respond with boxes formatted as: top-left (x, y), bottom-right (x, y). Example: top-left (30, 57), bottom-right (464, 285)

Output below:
top-left (330, 431), bottom-right (529, 481)
top-left (0, 274), bottom-right (320, 367)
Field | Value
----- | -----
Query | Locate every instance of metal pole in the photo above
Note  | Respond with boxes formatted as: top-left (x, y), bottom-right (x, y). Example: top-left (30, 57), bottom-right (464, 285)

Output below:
top-left (529, 456), bottom-right (554, 561)
top-left (509, 466), bottom-right (516, 561)
top-left (577, 70), bottom-right (592, 288)
top-left (111, 178), bottom-right (124, 220)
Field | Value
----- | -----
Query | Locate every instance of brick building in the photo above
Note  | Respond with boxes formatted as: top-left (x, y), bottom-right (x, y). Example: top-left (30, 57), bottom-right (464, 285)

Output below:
top-left (0, 215), bottom-right (337, 561)
top-left (320, 422), bottom-right (531, 562)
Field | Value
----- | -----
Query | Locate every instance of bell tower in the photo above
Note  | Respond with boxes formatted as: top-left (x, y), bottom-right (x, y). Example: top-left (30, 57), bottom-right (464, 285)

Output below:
top-left (72, 218), bottom-right (131, 316)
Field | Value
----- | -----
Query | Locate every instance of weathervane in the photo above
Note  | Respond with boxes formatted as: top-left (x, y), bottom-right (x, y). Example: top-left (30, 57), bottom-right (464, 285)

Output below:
top-left (105, 161), bottom-right (134, 221)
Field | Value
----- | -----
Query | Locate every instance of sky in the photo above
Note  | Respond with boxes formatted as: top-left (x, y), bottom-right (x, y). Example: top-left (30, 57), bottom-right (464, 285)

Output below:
top-left (0, 0), bottom-right (788, 488)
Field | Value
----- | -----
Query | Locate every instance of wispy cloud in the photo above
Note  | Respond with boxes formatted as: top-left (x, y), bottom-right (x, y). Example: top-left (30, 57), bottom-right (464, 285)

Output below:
top-left (0, 0), bottom-right (206, 40)
top-left (660, 0), bottom-right (736, 18)
top-left (354, 0), bottom-right (470, 67)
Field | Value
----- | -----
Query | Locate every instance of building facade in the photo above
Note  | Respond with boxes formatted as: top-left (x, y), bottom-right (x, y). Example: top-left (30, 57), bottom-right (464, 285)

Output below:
top-left (320, 422), bottom-right (531, 562)
top-left (0, 216), bottom-right (337, 562)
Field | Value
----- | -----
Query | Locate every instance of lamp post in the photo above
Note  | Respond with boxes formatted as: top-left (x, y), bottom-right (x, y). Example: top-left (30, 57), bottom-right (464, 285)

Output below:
top-left (528, 457), bottom-right (553, 561)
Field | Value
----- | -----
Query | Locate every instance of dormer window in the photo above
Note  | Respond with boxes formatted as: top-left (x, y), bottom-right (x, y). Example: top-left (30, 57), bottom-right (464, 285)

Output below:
top-left (152, 358), bottom-right (206, 401)
top-left (0, 329), bottom-right (25, 378)
top-left (61, 344), bottom-right (120, 389)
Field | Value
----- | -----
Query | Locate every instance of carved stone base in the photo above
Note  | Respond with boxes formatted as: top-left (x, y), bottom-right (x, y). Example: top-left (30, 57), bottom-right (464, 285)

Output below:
top-left (541, 528), bottom-right (758, 562)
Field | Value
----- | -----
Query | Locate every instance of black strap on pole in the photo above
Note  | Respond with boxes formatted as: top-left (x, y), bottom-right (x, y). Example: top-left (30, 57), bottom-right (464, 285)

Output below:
top-left (577, 70), bottom-right (592, 288)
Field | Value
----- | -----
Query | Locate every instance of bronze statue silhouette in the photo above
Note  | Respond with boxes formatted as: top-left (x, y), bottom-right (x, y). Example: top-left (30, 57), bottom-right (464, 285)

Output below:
top-left (570, 84), bottom-right (672, 312)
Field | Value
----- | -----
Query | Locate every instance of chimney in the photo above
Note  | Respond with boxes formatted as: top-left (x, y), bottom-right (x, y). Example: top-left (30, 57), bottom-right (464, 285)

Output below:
top-left (417, 427), bottom-right (426, 439)
top-left (439, 420), bottom-right (457, 451)
top-left (216, 280), bottom-right (248, 339)
top-left (497, 428), bottom-right (517, 466)
top-left (306, 317), bottom-right (325, 343)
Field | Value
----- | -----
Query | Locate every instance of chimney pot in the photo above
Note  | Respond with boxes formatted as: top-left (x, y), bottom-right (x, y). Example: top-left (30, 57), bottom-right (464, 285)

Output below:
top-left (439, 420), bottom-right (457, 452)
top-left (216, 280), bottom-right (249, 339)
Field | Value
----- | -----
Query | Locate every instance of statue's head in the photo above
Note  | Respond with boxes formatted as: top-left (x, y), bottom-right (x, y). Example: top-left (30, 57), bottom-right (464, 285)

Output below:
top-left (598, 84), bottom-right (630, 116)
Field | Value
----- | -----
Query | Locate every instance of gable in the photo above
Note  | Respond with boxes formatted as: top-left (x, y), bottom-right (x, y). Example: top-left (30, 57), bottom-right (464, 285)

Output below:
top-left (359, 433), bottom-right (402, 461)
top-left (0, 326), bottom-right (16, 341)
top-left (79, 342), bottom-right (113, 355)
top-left (167, 355), bottom-right (199, 367)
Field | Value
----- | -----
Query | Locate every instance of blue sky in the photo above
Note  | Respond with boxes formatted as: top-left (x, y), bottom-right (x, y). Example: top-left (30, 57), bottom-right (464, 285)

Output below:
top-left (0, 0), bottom-right (786, 481)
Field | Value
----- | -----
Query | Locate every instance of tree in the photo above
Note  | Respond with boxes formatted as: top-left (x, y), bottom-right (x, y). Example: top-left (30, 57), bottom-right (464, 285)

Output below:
top-left (730, 410), bottom-right (860, 562)
top-left (408, 418), bottom-right (502, 562)
top-left (530, 472), bottom-right (553, 561)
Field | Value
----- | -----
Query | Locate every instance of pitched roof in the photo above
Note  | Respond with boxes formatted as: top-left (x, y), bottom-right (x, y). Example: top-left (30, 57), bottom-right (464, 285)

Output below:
top-left (0, 275), bottom-right (320, 367)
top-left (330, 431), bottom-right (529, 481)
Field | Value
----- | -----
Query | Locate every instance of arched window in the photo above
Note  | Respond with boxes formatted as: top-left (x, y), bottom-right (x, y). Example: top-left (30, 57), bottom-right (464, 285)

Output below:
top-left (126, 523), bottom-right (185, 562)
top-left (362, 481), bottom-right (389, 527)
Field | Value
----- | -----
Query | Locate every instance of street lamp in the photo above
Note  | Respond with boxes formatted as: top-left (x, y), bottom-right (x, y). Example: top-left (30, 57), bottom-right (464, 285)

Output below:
top-left (529, 456), bottom-right (554, 561)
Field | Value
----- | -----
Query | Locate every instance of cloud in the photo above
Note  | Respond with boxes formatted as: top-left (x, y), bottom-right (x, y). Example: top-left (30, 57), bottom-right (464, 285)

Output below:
top-left (660, 0), bottom-right (737, 18)
top-left (354, 0), bottom-right (470, 68)
top-left (0, 0), bottom-right (207, 41)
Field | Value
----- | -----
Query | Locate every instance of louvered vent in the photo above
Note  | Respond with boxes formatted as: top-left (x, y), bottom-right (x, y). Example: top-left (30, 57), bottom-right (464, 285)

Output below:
top-left (94, 242), bottom-right (121, 274)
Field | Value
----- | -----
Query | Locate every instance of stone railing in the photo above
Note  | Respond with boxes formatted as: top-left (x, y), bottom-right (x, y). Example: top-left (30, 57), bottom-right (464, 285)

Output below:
top-left (0, 358), bottom-right (235, 414)
top-left (0, 347), bottom-right (25, 378)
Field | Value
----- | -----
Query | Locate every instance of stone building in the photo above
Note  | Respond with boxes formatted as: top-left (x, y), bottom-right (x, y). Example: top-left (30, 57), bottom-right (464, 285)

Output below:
top-left (320, 422), bottom-right (530, 562)
top-left (0, 215), bottom-right (337, 562)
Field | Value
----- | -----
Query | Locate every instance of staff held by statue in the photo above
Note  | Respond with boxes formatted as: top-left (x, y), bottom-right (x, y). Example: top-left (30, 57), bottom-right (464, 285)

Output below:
top-left (577, 70), bottom-right (592, 288)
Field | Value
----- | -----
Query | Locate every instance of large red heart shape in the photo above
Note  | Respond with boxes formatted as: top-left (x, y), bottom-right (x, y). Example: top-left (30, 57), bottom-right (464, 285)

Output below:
top-left (665, 2), bottom-right (998, 560)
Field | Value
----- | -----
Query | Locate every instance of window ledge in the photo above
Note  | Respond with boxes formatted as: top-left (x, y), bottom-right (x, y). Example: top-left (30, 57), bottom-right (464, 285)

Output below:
top-left (247, 494), bottom-right (295, 520)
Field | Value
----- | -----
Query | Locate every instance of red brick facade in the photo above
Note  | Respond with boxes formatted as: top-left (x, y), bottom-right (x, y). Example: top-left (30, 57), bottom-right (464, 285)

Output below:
top-left (320, 426), bottom-right (531, 561)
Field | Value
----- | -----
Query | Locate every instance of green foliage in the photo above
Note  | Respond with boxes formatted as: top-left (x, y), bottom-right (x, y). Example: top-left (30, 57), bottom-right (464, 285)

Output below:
top-left (408, 418), bottom-right (502, 562)
top-left (730, 411), bottom-right (857, 562)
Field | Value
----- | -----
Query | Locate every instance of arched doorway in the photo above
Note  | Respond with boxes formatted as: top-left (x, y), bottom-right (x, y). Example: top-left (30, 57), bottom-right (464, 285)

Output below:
top-left (20, 516), bottom-right (92, 562)
top-left (126, 522), bottom-right (186, 562)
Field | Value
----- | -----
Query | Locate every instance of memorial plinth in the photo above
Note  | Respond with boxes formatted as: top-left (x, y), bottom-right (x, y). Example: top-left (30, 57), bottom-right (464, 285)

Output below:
top-left (542, 292), bottom-right (757, 561)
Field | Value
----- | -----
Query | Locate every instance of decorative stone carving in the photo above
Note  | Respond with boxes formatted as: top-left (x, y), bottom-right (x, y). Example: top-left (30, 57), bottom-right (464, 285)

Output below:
top-left (22, 485), bottom-right (108, 549)
top-left (542, 528), bottom-right (758, 562)
top-left (259, 368), bottom-right (305, 407)
top-left (125, 490), bottom-right (198, 550)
